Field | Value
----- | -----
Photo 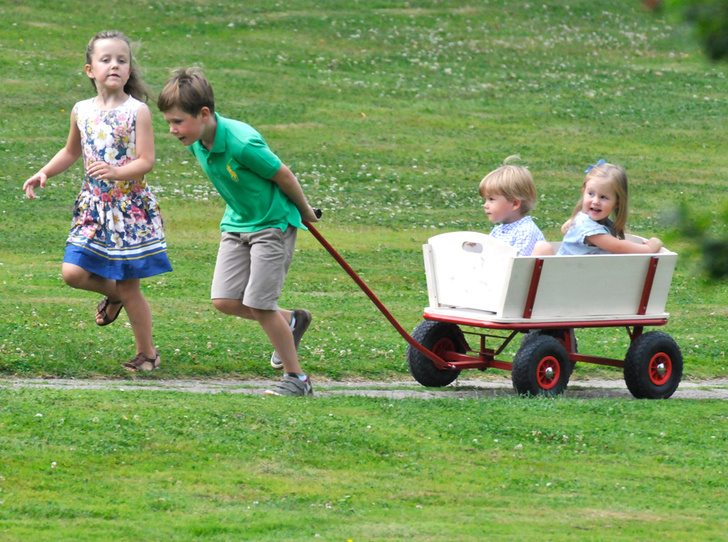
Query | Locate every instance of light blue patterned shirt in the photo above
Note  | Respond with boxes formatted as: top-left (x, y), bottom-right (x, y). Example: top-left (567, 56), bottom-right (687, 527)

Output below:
top-left (557, 212), bottom-right (616, 255)
top-left (489, 215), bottom-right (546, 256)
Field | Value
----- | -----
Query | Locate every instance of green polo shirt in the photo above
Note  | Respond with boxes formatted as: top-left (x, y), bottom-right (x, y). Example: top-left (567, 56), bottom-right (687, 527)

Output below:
top-left (189, 113), bottom-right (304, 233)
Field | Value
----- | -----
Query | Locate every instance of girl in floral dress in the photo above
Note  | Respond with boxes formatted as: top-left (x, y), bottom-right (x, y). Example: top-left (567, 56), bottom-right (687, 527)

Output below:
top-left (23, 30), bottom-right (172, 371)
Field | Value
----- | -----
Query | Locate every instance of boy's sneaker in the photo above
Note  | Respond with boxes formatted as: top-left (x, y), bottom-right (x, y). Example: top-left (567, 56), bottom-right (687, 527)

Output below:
top-left (270, 309), bottom-right (312, 370)
top-left (264, 374), bottom-right (314, 397)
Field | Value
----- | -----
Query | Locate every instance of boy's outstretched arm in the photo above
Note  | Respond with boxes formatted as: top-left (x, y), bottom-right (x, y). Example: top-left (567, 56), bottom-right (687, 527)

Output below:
top-left (270, 164), bottom-right (319, 223)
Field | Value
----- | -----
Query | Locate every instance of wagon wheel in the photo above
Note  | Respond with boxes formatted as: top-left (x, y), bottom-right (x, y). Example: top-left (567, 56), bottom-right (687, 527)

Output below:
top-left (407, 320), bottom-right (464, 387)
top-left (623, 331), bottom-right (683, 399)
top-left (521, 328), bottom-right (577, 371)
top-left (512, 335), bottom-right (572, 397)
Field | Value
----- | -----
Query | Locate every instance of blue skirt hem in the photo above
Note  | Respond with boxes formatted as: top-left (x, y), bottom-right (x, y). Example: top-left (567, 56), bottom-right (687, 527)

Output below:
top-left (64, 244), bottom-right (173, 280)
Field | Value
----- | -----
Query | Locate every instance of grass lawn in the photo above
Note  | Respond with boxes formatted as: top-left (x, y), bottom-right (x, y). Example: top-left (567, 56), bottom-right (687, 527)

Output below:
top-left (2, 389), bottom-right (728, 541)
top-left (3, 0), bottom-right (728, 381)
top-left (2, 0), bottom-right (728, 539)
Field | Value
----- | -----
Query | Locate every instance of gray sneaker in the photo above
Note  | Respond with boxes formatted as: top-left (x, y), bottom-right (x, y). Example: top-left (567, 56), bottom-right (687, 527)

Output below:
top-left (270, 309), bottom-right (312, 370)
top-left (264, 374), bottom-right (314, 397)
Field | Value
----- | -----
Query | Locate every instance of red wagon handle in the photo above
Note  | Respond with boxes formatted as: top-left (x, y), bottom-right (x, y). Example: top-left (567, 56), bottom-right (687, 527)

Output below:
top-left (303, 218), bottom-right (451, 369)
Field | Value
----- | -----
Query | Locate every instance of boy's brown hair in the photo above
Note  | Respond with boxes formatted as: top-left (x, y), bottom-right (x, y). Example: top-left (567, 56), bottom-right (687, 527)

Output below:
top-left (157, 67), bottom-right (215, 115)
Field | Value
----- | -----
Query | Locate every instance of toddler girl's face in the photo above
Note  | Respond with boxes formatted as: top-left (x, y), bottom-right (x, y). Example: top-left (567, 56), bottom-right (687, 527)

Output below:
top-left (581, 177), bottom-right (617, 223)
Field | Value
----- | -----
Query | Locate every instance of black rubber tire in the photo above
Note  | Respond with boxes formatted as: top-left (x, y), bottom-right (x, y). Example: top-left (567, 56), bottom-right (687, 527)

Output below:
top-left (407, 320), bottom-right (464, 387)
top-left (512, 335), bottom-right (572, 397)
top-left (521, 328), bottom-right (577, 371)
top-left (623, 331), bottom-right (683, 399)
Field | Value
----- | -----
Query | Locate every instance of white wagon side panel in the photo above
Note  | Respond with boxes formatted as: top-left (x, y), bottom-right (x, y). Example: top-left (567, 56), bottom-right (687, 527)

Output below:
top-left (424, 232), bottom-right (677, 324)
top-left (424, 232), bottom-right (516, 314)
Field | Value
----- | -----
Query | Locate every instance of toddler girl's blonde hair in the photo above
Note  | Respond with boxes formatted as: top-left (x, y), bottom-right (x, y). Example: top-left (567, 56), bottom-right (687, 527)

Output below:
top-left (478, 155), bottom-right (537, 214)
top-left (563, 161), bottom-right (629, 238)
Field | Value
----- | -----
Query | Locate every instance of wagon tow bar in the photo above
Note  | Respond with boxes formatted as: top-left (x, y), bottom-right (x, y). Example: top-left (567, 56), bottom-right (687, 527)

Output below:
top-left (304, 217), bottom-right (452, 369)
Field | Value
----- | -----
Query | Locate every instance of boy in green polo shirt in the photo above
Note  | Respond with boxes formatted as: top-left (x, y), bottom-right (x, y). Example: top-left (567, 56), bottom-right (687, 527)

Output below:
top-left (158, 68), bottom-right (319, 397)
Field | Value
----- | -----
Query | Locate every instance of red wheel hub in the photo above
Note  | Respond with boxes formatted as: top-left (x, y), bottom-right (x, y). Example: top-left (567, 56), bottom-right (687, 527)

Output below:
top-left (433, 338), bottom-right (455, 357)
top-left (537, 356), bottom-right (560, 390)
top-left (648, 352), bottom-right (672, 386)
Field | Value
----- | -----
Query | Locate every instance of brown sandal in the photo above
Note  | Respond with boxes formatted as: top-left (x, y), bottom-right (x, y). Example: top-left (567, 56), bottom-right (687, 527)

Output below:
top-left (96, 297), bottom-right (123, 326)
top-left (122, 349), bottom-right (161, 372)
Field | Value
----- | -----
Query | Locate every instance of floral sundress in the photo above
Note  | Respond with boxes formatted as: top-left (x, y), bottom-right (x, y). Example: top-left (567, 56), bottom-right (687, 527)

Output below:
top-left (64, 96), bottom-right (172, 280)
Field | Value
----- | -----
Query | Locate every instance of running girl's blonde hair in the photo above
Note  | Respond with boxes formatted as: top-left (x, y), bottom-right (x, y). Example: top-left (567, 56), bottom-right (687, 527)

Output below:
top-left (564, 161), bottom-right (629, 238)
top-left (85, 30), bottom-right (152, 103)
top-left (478, 155), bottom-right (538, 214)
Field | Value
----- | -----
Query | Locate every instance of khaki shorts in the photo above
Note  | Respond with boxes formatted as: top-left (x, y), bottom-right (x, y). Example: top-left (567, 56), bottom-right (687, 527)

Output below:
top-left (211, 226), bottom-right (297, 310)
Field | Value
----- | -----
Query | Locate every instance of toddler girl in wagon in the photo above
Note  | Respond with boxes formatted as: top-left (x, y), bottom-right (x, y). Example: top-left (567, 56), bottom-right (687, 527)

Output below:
top-left (532, 160), bottom-right (663, 256)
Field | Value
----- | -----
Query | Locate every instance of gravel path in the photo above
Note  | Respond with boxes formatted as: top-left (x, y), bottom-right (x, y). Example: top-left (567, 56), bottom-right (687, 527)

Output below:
top-left (3, 378), bottom-right (728, 400)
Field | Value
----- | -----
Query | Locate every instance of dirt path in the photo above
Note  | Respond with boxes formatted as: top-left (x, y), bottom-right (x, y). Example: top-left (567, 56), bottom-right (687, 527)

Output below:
top-left (3, 377), bottom-right (728, 400)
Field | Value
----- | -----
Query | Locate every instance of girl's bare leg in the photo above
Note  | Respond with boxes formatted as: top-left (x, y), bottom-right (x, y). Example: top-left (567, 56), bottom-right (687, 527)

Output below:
top-left (116, 278), bottom-right (156, 358)
top-left (62, 262), bottom-right (117, 296)
top-left (62, 263), bottom-right (155, 357)
top-left (62, 263), bottom-right (123, 323)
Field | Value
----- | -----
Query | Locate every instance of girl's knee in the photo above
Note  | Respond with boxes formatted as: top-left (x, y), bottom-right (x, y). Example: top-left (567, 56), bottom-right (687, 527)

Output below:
top-left (61, 265), bottom-right (86, 289)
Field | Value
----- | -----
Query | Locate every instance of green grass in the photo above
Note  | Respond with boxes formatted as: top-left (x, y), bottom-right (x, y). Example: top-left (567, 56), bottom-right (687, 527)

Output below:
top-left (2, 389), bottom-right (728, 541)
top-left (3, 0), bottom-right (727, 381)
top-left (2, 1), bottom-right (728, 539)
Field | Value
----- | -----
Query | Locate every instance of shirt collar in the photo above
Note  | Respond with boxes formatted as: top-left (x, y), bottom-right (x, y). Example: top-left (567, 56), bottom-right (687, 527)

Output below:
top-left (208, 113), bottom-right (227, 153)
top-left (499, 216), bottom-right (529, 230)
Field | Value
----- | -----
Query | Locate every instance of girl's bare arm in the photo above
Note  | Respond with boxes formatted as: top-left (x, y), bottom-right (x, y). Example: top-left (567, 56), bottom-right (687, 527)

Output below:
top-left (23, 111), bottom-right (83, 198)
top-left (586, 233), bottom-right (663, 254)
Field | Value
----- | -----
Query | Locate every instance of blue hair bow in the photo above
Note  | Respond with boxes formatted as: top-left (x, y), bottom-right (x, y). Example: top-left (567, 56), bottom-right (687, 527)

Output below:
top-left (585, 158), bottom-right (606, 173)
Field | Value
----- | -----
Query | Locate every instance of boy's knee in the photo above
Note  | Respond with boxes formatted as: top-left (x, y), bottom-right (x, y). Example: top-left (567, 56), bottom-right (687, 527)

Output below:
top-left (212, 298), bottom-right (233, 313)
top-left (213, 298), bottom-right (252, 318)
top-left (247, 307), bottom-right (281, 326)
top-left (248, 306), bottom-right (272, 318)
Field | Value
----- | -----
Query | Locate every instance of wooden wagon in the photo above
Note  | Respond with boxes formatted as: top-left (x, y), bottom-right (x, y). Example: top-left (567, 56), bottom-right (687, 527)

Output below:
top-left (406, 232), bottom-right (681, 398)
